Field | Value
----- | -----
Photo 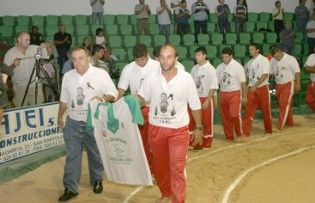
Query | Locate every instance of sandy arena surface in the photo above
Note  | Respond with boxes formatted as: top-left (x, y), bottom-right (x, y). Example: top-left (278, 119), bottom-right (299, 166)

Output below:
top-left (0, 115), bottom-right (314, 203)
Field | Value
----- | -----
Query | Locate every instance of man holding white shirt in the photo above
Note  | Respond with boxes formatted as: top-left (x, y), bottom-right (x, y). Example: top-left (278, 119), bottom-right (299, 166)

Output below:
top-left (138, 44), bottom-right (202, 203)
top-left (243, 43), bottom-right (273, 136)
top-left (157, 0), bottom-right (172, 43)
top-left (270, 45), bottom-right (301, 130)
top-left (216, 47), bottom-right (247, 141)
top-left (57, 47), bottom-right (118, 201)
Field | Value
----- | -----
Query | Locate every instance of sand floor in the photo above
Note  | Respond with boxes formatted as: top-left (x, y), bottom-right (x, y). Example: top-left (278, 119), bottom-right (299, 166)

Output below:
top-left (0, 115), bottom-right (314, 203)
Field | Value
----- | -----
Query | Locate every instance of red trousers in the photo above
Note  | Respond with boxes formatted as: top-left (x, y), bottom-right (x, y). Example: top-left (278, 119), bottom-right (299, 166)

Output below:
top-left (138, 106), bottom-right (154, 174)
top-left (219, 90), bottom-right (243, 140)
top-left (276, 81), bottom-right (294, 129)
top-left (305, 81), bottom-right (315, 112)
top-left (189, 97), bottom-right (214, 148)
top-left (149, 125), bottom-right (189, 203)
top-left (242, 85), bottom-right (273, 136)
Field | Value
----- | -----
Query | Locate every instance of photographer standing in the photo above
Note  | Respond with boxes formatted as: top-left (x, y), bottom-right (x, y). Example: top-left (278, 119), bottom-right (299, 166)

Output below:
top-left (4, 32), bottom-right (51, 107)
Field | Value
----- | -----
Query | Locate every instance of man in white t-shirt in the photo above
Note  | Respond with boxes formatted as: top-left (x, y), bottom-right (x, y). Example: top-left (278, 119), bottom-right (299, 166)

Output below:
top-left (304, 53), bottom-right (315, 112)
top-left (153, 45), bottom-right (185, 71)
top-left (270, 45), bottom-right (301, 130)
top-left (138, 45), bottom-right (202, 203)
top-left (157, 0), bottom-right (172, 43)
top-left (189, 47), bottom-right (218, 148)
top-left (243, 43), bottom-right (272, 137)
top-left (57, 47), bottom-right (118, 201)
top-left (306, 13), bottom-right (315, 55)
top-left (118, 43), bottom-right (160, 175)
top-left (216, 47), bottom-right (247, 141)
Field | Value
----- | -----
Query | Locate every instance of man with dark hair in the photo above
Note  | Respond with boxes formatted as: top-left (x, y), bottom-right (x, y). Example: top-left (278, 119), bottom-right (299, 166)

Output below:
top-left (175, 0), bottom-right (190, 38)
top-left (29, 26), bottom-right (44, 45)
top-left (189, 47), bottom-right (218, 148)
top-left (216, 0), bottom-right (231, 34)
top-left (216, 47), bottom-right (247, 141)
top-left (54, 24), bottom-right (72, 78)
top-left (153, 45), bottom-right (185, 70)
top-left (272, 1), bottom-right (284, 41)
top-left (191, 0), bottom-right (210, 44)
top-left (90, 44), bottom-right (108, 73)
top-left (58, 47), bottom-right (118, 201)
top-left (137, 44), bottom-right (202, 203)
top-left (243, 43), bottom-right (272, 137)
top-left (135, 0), bottom-right (151, 36)
top-left (117, 43), bottom-right (160, 176)
top-left (270, 45), bottom-right (300, 130)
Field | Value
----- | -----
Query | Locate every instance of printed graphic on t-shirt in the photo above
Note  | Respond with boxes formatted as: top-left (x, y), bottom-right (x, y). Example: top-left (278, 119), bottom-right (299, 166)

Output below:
top-left (136, 78), bottom-right (144, 93)
top-left (153, 93), bottom-right (176, 124)
top-left (195, 74), bottom-right (205, 94)
top-left (70, 86), bottom-right (87, 116)
top-left (220, 72), bottom-right (232, 88)
top-left (275, 65), bottom-right (286, 79)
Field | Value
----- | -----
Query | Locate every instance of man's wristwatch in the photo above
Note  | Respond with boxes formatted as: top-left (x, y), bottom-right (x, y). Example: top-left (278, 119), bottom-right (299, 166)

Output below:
top-left (195, 126), bottom-right (203, 131)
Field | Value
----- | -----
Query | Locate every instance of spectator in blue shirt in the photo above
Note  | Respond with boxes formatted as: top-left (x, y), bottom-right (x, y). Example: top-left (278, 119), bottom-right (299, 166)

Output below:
top-left (176, 0), bottom-right (190, 38)
top-left (295, 0), bottom-right (309, 32)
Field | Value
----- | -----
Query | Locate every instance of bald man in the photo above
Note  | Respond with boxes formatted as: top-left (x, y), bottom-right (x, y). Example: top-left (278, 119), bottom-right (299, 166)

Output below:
top-left (138, 45), bottom-right (202, 203)
top-left (4, 32), bottom-right (51, 106)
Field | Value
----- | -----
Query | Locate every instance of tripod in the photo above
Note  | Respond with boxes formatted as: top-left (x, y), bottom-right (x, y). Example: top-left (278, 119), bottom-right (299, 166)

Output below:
top-left (21, 58), bottom-right (60, 106)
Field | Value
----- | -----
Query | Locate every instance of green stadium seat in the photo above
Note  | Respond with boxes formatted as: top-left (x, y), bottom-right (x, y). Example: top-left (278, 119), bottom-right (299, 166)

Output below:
top-left (211, 33), bottom-right (223, 45)
top-left (109, 35), bottom-right (122, 48)
top-left (181, 60), bottom-right (195, 72)
top-left (31, 15), bottom-right (44, 26)
top-left (127, 48), bottom-right (134, 61)
top-left (234, 44), bottom-right (247, 59)
top-left (183, 34), bottom-right (195, 46)
top-left (76, 25), bottom-right (90, 36)
top-left (256, 21), bottom-right (268, 31)
top-left (294, 44), bottom-right (302, 58)
top-left (153, 35), bottom-right (166, 46)
top-left (207, 22), bottom-right (216, 32)
top-left (123, 35), bottom-right (137, 48)
top-left (149, 15), bottom-right (157, 24)
top-left (45, 25), bottom-right (57, 37)
top-left (120, 24), bottom-right (133, 35)
top-left (225, 33), bottom-right (237, 45)
top-left (103, 15), bottom-right (116, 25)
top-left (147, 47), bottom-right (154, 58)
top-left (60, 15), bottom-right (73, 25)
top-left (252, 32), bottom-right (265, 44)
top-left (245, 22), bottom-right (255, 32)
top-left (16, 16), bottom-right (29, 25)
top-left (243, 57), bottom-right (251, 64)
top-left (239, 32), bottom-right (251, 44)
top-left (266, 32), bottom-right (277, 44)
top-left (262, 44), bottom-right (272, 55)
top-left (295, 32), bottom-right (303, 44)
top-left (74, 15), bottom-right (89, 25)
top-left (116, 62), bottom-right (128, 73)
top-left (117, 15), bottom-right (130, 25)
top-left (209, 13), bottom-right (218, 23)
top-left (198, 34), bottom-right (209, 46)
top-left (64, 25), bottom-right (75, 36)
top-left (212, 57), bottom-right (222, 67)
top-left (169, 34), bottom-right (181, 46)
top-left (139, 35), bottom-right (152, 46)
top-left (2, 16), bottom-right (15, 26)
top-left (189, 45), bottom-right (199, 58)
top-left (149, 24), bottom-right (159, 35)
top-left (176, 46), bottom-right (188, 59)
top-left (205, 45), bottom-right (218, 59)
top-left (15, 25), bottom-right (29, 34)
top-left (303, 42), bottom-right (309, 55)
top-left (130, 16), bottom-right (136, 25)
top-left (247, 13), bottom-right (259, 22)
top-left (267, 22), bottom-right (275, 32)
top-left (46, 15), bottom-right (59, 25)
top-left (111, 48), bottom-right (126, 61)
top-left (284, 12), bottom-right (294, 22)
top-left (259, 12), bottom-right (271, 22)
top-left (0, 26), bottom-right (14, 37)
top-left (105, 24), bottom-right (119, 35)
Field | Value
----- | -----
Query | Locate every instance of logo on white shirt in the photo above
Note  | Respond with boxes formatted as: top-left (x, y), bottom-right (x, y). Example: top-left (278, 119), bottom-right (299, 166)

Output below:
top-left (154, 93), bottom-right (177, 124)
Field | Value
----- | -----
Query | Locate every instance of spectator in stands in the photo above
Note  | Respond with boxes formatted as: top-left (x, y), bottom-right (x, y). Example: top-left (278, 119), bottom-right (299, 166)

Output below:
top-left (29, 26), bottom-right (44, 45)
top-left (90, 44), bottom-right (109, 73)
top-left (81, 37), bottom-right (92, 53)
top-left (4, 32), bottom-right (51, 107)
top-left (93, 27), bottom-right (106, 48)
top-left (216, 0), bottom-right (231, 34)
top-left (171, 0), bottom-right (182, 33)
top-left (62, 52), bottom-right (73, 75)
top-left (234, 0), bottom-right (247, 40)
top-left (135, 0), bottom-right (151, 36)
top-left (191, 0), bottom-right (210, 44)
top-left (157, 0), bottom-right (172, 43)
top-left (90, 0), bottom-right (105, 25)
top-left (307, 13), bottom-right (315, 54)
top-left (280, 22), bottom-right (295, 55)
top-left (295, 0), bottom-right (309, 32)
top-left (54, 24), bottom-right (72, 78)
top-left (272, 1), bottom-right (284, 42)
top-left (176, 0), bottom-right (190, 38)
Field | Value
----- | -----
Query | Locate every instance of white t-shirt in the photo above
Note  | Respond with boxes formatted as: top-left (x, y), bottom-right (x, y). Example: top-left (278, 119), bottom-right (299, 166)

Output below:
top-left (138, 68), bottom-right (201, 128)
top-left (60, 65), bottom-right (118, 121)
top-left (4, 45), bottom-right (49, 87)
top-left (244, 54), bottom-right (271, 87)
top-left (272, 7), bottom-right (283, 20)
top-left (118, 58), bottom-right (160, 94)
top-left (216, 59), bottom-right (246, 92)
top-left (95, 35), bottom-right (106, 46)
top-left (190, 61), bottom-right (219, 97)
top-left (304, 53), bottom-right (315, 82)
top-left (156, 7), bottom-right (171, 25)
top-left (270, 53), bottom-right (300, 85)
top-left (306, 20), bottom-right (315, 38)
